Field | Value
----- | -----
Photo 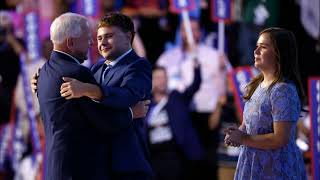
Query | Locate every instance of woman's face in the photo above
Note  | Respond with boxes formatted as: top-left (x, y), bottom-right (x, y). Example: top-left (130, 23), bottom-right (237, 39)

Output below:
top-left (254, 33), bottom-right (278, 73)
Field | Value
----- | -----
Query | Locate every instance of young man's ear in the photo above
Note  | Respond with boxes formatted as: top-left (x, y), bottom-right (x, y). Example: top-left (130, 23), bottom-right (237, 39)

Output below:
top-left (127, 31), bottom-right (135, 44)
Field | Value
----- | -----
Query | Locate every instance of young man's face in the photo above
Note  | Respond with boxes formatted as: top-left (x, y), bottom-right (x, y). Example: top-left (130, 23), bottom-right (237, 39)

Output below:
top-left (97, 25), bottom-right (131, 61)
top-left (152, 69), bottom-right (168, 94)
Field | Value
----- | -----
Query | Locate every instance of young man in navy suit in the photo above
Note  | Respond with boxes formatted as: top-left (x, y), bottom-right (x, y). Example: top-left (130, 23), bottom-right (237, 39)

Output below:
top-left (59, 13), bottom-right (153, 179)
top-left (36, 13), bottom-right (149, 180)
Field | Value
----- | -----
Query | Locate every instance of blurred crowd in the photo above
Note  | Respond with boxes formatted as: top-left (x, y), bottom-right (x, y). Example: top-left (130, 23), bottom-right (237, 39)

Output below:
top-left (0, 0), bottom-right (319, 179)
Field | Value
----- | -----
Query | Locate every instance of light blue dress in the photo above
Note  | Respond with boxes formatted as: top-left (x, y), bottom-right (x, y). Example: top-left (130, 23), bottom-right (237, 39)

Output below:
top-left (235, 82), bottom-right (307, 180)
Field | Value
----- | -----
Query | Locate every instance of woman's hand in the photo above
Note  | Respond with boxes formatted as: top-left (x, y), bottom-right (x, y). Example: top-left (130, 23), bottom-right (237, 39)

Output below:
top-left (224, 127), bottom-right (247, 147)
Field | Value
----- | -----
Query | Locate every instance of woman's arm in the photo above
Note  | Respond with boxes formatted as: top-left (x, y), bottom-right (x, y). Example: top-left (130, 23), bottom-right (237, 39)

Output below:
top-left (227, 121), bottom-right (294, 150)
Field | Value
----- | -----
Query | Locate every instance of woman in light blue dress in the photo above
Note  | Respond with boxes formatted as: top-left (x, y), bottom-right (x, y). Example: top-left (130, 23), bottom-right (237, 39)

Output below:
top-left (225, 27), bottom-right (307, 180)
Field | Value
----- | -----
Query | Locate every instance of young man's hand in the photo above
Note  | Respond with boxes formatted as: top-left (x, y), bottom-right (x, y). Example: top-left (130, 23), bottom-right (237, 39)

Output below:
top-left (131, 100), bottom-right (151, 119)
top-left (30, 68), bottom-right (40, 94)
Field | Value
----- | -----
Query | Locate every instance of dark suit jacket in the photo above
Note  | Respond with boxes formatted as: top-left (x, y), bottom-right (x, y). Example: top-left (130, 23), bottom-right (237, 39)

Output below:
top-left (91, 50), bottom-right (153, 175)
top-left (37, 51), bottom-right (133, 180)
top-left (148, 66), bottom-right (204, 161)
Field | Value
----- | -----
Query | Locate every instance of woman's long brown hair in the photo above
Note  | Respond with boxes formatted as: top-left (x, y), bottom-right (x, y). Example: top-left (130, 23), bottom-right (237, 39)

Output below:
top-left (243, 27), bottom-right (305, 106)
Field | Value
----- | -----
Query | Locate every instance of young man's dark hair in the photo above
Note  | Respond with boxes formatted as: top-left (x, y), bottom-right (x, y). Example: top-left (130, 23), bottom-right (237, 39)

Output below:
top-left (98, 12), bottom-right (135, 44)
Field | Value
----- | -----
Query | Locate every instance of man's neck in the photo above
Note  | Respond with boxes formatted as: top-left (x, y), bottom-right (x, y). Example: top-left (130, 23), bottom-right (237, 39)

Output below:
top-left (182, 42), bottom-right (197, 53)
top-left (153, 92), bottom-right (167, 103)
top-left (53, 49), bottom-right (81, 64)
top-left (105, 48), bottom-right (132, 65)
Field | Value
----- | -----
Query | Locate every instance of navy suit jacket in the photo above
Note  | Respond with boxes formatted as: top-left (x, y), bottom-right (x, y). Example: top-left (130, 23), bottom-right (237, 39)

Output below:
top-left (91, 50), bottom-right (153, 175)
top-left (37, 51), bottom-right (133, 180)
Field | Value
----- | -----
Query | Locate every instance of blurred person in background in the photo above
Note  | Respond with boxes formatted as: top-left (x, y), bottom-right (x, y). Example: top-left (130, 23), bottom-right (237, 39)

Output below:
top-left (0, 0), bottom-right (21, 10)
top-left (237, 0), bottom-right (280, 66)
top-left (0, 11), bottom-right (23, 125)
top-left (121, 0), bottom-right (178, 65)
top-left (157, 18), bottom-right (232, 180)
top-left (279, 0), bottom-right (320, 94)
top-left (8, 38), bottom-right (52, 180)
top-left (225, 27), bottom-right (307, 180)
top-left (147, 62), bottom-right (204, 180)
top-left (14, 114), bottom-right (45, 180)
top-left (215, 78), bottom-right (241, 180)
top-left (14, 37), bottom-right (52, 145)
top-left (0, 11), bottom-right (24, 180)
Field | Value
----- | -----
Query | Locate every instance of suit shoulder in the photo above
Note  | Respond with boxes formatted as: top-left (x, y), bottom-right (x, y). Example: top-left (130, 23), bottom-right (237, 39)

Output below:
top-left (64, 63), bottom-right (90, 78)
top-left (91, 59), bottom-right (105, 73)
top-left (132, 57), bottom-right (151, 68)
top-left (46, 59), bottom-right (92, 82)
top-left (128, 59), bottom-right (151, 74)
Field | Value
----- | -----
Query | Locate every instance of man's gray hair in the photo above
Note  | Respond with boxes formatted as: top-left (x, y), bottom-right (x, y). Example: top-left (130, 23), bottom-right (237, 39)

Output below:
top-left (0, 11), bottom-right (13, 26)
top-left (50, 13), bottom-right (89, 44)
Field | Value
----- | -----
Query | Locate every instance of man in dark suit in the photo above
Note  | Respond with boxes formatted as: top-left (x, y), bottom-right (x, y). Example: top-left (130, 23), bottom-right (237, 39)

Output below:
top-left (37, 13), bottom-right (148, 180)
top-left (59, 13), bottom-right (153, 179)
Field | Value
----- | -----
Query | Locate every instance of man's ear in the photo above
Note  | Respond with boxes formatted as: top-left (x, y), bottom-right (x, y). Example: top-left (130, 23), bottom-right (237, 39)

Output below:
top-left (66, 37), bottom-right (74, 50)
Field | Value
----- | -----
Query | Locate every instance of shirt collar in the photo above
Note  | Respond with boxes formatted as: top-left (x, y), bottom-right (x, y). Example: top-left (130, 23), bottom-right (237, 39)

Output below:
top-left (106, 48), bottom-right (132, 66)
top-left (54, 50), bottom-right (81, 65)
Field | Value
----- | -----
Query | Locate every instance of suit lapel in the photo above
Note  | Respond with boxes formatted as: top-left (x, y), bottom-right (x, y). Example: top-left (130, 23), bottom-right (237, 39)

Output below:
top-left (92, 60), bottom-right (105, 82)
top-left (51, 51), bottom-right (79, 64)
top-left (95, 65), bottom-right (104, 83)
top-left (102, 50), bottom-right (139, 85)
top-left (102, 65), bottom-right (118, 85)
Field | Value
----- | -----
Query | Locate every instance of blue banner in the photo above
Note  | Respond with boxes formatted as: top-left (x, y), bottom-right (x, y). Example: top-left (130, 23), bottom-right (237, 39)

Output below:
top-left (0, 125), bottom-right (11, 171)
top-left (308, 77), bottom-right (320, 180)
top-left (19, 54), bottom-right (42, 162)
top-left (228, 66), bottom-right (257, 122)
top-left (10, 110), bottom-right (28, 171)
top-left (211, 0), bottom-right (231, 22)
top-left (73, 0), bottom-right (99, 18)
top-left (170, 0), bottom-right (196, 13)
top-left (24, 11), bottom-right (41, 61)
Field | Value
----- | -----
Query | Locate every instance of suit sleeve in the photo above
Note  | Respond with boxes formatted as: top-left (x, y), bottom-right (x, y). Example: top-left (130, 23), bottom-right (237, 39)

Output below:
top-left (99, 59), bottom-right (152, 108)
top-left (78, 98), bottom-right (132, 134)
top-left (180, 65), bottom-right (201, 103)
top-left (76, 67), bottom-right (132, 134)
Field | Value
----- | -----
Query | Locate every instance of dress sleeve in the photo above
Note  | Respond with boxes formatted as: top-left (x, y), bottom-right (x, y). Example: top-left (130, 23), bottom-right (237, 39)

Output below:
top-left (270, 83), bottom-right (300, 122)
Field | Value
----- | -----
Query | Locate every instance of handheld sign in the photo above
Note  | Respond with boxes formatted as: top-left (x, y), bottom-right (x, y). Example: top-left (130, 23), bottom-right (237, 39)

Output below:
top-left (24, 11), bottom-right (41, 61)
top-left (308, 77), bottom-right (320, 180)
top-left (211, 0), bottom-right (232, 53)
top-left (170, 0), bottom-right (196, 13)
top-left (76, 0), bottom-right (101, 18)
top-left (170, 0), bottom-right (196, 47)
top-left (211, 0), bottom-right (231, 23)
top-left (228, 66), bottom-right (258, 122)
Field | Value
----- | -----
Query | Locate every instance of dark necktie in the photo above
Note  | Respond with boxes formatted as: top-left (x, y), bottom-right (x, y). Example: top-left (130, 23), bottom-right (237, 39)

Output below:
top-left (101, 63), bottom-right (112, 83)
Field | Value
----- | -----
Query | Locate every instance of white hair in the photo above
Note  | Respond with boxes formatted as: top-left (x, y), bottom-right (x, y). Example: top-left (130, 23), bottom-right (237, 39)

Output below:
top-left (0, 11), bottom-right (13, 26)
top-left (50, 12), bottom-right (89, 44)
